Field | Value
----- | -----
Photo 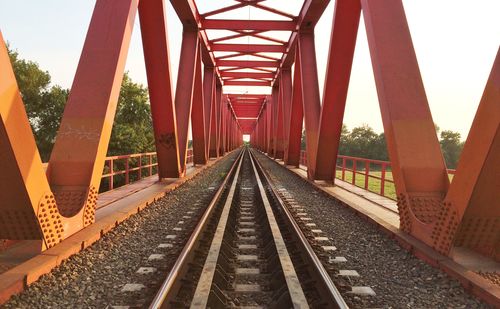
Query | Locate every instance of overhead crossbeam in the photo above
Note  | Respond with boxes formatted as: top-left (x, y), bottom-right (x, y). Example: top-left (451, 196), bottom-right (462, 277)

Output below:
top-left (202, 19), bottom-right (296, 31)
top-left (211, 43), bottom-right (286, 53)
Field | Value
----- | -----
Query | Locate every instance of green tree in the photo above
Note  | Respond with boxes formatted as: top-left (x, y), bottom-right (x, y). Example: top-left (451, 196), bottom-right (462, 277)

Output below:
top-left (107, 73), bottom-right (154, 155)
top-left (8, 46), bottom-right (67, 161)
top-left (8, 46), bottom-right (154, 160)
top-left (440, 130), bottom-right (463, 169)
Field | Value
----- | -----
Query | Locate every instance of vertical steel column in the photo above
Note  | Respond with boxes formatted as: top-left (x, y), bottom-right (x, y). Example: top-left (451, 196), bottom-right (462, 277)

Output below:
top-left (221, 99), bottom-right (225, 153)
top-left (208, 70), bottom-right (218, 158)
top-left (216, 85), bottom-right (223, 156)
top-left (270, 85), bottom-right (280, 157)
top-left (191, 43), bottom-right (207, 165)
top-left (224, 102), bottom-right (230, 153)
top-left (203, 67), bottom-right (215, 159)
top-left (298, 32), bottom-right (322, 179)
top-left (280, 68), bottom-right (293, 162)
top-left (274, 78), bottom-right (285, 159)
top-left (362, 0), bottom-right (449, 247)
top-left (285, 49), bottom-right (304, 167)
top-left (438, 49), bottom-right (500, 259)
top-left (139, 0), bottom-right (181, 178)
top-left (174, 29), bottom-right (199, 175)
top-left (265, 98), bottom-right (272, 154)
top-left (315, 0), bottom-right (361, 181)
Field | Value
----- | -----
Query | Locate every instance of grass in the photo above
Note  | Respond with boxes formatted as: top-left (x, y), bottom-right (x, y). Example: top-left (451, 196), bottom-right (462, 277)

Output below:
top-left (335, 170), bottom-right (397, 200)
top-left (335, 170), bottom-right (454, 201)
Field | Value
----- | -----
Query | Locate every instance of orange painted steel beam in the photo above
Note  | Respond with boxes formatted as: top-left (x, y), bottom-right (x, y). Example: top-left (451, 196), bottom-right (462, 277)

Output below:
top-left (174, 29), bottom-right (199, 175)
top-left (0, 32), bottom-right (51, 247)
top-left (216, 86), bottom-right (223, 156)
top-left (362, 0), bottom-right (449, 247)
top-left (298, 32), bottom-right (322, 179)
top-left (211, 43), bottom-right (286, 53)
top-left (139, 0), bottom-right (181, 178)
top-left (0, 0), bottom-right (138, 249)
top-left (285, 49), bottom-right (303, 167)
top-left (315, 0), bottom-right (361, 181)
top-left (274, 74), bottom-right (287, 159)
top-left (202, 19), bottom-right (296, 31)
top-left (191, 43), bottom-right (207, 165)
top-left (438, 48), bottom-right (500, 260)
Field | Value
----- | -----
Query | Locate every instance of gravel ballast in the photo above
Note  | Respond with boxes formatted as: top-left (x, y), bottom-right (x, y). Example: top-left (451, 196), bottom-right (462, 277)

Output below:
top-left (2, 151), bottom-right (239, 309)
top-left (253, 151), bottom-right (490, 309)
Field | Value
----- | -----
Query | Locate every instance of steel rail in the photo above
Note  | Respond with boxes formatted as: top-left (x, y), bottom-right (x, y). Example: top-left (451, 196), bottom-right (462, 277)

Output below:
top-left (149, 148), bottom-right (245, 309)
top-left (249, 149), bottom-right (349, 309)
top-left (189, 150), bottom-right (245, 308)
top-left (190, 148), bottom-right (309, 308)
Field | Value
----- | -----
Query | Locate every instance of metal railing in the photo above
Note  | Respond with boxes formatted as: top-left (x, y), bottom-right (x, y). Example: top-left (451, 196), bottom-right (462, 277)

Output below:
top-left (101, 149), bottom-right (193, 192)
top-left (300, 150), bottom-right (455, 200)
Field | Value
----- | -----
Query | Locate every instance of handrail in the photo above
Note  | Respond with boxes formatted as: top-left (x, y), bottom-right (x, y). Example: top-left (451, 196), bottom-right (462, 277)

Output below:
top-left (300, 150), bottom-right (456, 200)
top-left (42, 149), bottom-right (195, 193)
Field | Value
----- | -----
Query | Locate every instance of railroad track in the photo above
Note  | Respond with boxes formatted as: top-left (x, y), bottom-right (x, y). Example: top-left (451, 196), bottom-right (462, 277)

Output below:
top-left (149, 148), bottom-right (347, 308)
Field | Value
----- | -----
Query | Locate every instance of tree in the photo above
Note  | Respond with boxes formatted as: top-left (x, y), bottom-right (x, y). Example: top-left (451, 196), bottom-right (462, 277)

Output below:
top-left (8, 46), bottom-right (67, 161)
top-left (440, 130), bottom-right (463, 169)
top-left (8, 46), bottom-right (154, 160)
top-left (107, 73), bottom-right (155, 155)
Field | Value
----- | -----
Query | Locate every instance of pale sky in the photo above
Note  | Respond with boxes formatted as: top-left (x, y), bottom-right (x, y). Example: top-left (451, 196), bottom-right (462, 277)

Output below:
top-left (0, 1), bottom-right (498, 140)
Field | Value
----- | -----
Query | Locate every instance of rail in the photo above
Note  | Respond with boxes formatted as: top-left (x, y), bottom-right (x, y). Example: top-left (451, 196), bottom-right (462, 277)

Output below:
top-left (300, 150), bottom-right (455, 200)
top-left (151, 148), bottom-right (347, 308)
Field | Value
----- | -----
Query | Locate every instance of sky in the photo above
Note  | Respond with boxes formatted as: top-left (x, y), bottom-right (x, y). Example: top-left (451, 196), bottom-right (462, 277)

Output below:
top-left (0, 0), bottom-right (498, 140)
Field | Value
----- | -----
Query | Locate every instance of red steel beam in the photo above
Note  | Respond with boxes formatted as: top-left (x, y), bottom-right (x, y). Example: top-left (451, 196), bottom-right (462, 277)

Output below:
top-left (221, 72), bottom-right (275, 79)
top-left (203, 66), bottom-right (215, 159)
top-left (139, 0), bottom-right (181, 178)
top-left (217, 60), bottom-right (279, 68)
top-left (280, 68), bottom-right (292, 159)
top-left (439, 48), bottom-right (500, 260)
top-left (211, 43), bottom-right (286, 53)
top-left (216, 86), bottom-right (224, 155)
top-left (315, 0), bottom-right (361, 181)
top-left (270, 84), bottom-right (280, 157)
top-left (209, 79), bottom-right (218, 158)
top-left (202, 19), bottom-right (296, 31)
top-left (201, 2), bottom-right (247, 18)
top-left (224, 80), bottom-right (271, 86)
top-left (174, 30), bottom-right (199, 175)
top-left (266, 96), bottom-right (272, 153)
top-left (297, 32), bottom-right (321, 179)
top-left (362, 0), bottom-right (449, 247)
top-left (191, 43), bottom-right (207, 165)
top-left (228, 94), bottom-right (268, 99)
top-left (274, 77), bottom-right (285, 159)
top-left (285, 48), bottom-right (303, 166)
top-left (0, 0), bottom-right (139, 248)
top-left (278, 0), bottom-right (330, 70)
top-left (249, 2), bottom-right (297, 20)
top-left (47, 0), bottom-right (138, 231)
